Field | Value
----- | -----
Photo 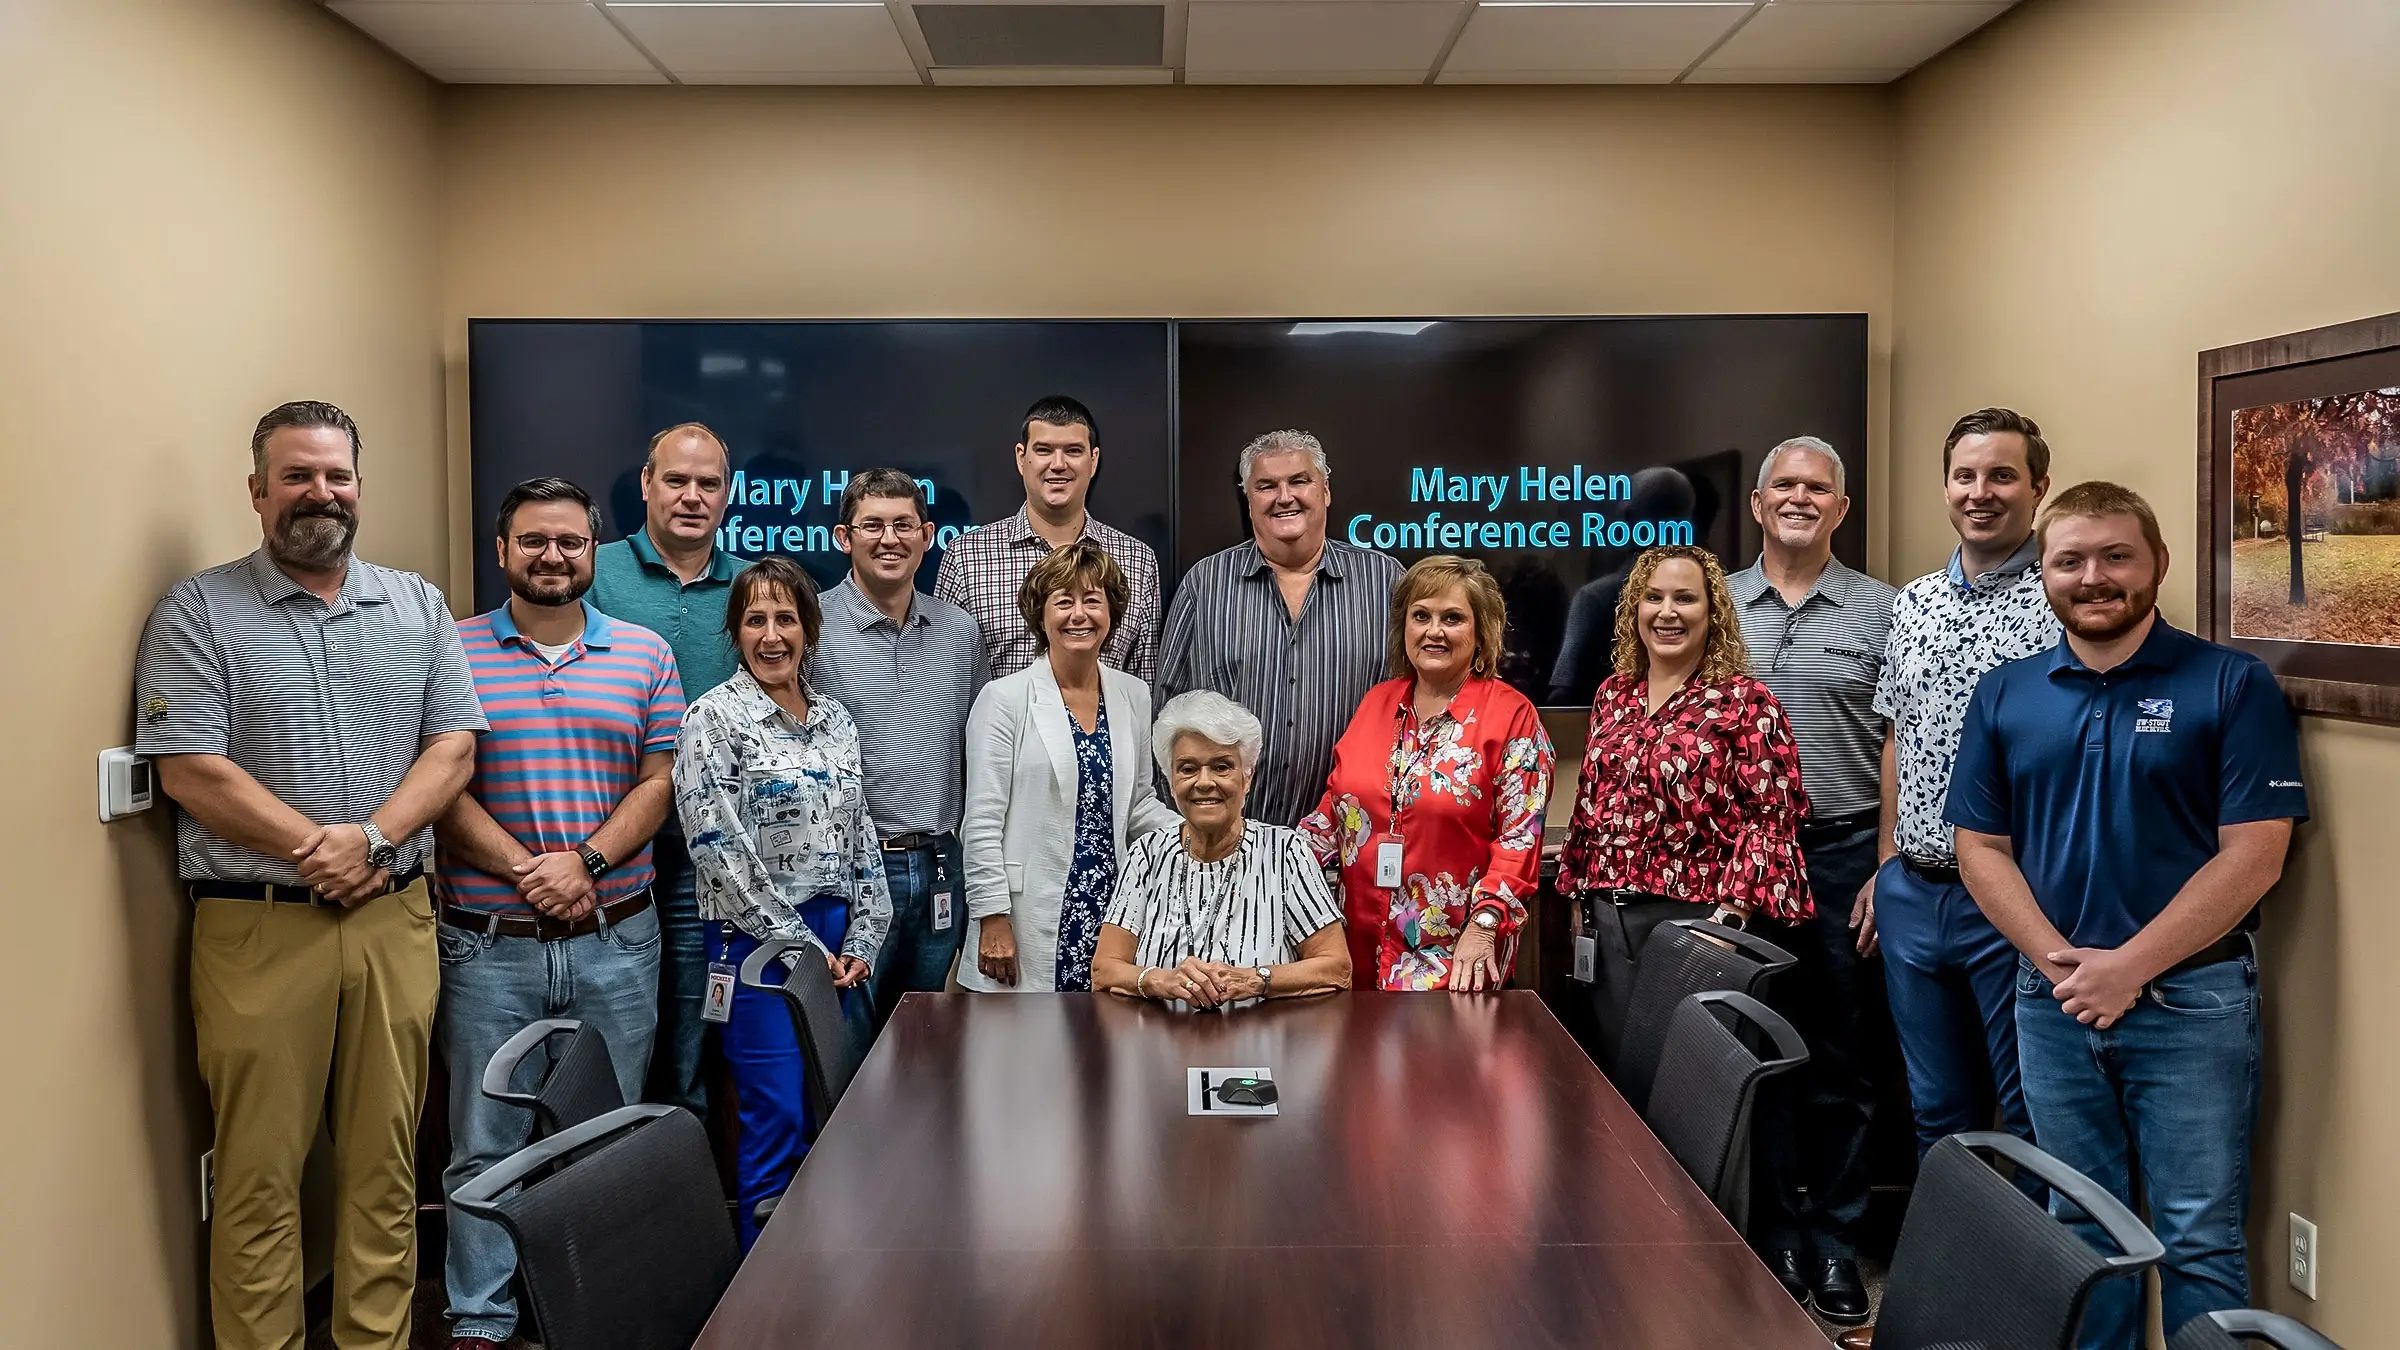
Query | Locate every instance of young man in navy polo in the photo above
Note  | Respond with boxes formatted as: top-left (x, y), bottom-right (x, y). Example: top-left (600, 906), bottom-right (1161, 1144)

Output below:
top-left (1947, 481), bottom-right (2306, 1350)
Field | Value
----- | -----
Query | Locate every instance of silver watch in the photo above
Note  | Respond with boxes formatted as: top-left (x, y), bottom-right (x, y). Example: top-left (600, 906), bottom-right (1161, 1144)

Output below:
top-left (1255, 965), bottom-right (1273, 995)
top-left (1471, 909), bottom-right (1501, 931)
top-left (360, 821), bottom-right (398, 870)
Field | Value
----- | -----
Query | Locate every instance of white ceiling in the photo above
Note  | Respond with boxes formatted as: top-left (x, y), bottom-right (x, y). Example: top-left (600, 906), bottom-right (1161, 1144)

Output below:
top-left (323, 0), bottom-right (2019, 88)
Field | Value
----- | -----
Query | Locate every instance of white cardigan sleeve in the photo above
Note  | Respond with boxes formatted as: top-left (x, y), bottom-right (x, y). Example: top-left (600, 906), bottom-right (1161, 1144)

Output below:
top-left (961, 681), bottom-right (1016, 921)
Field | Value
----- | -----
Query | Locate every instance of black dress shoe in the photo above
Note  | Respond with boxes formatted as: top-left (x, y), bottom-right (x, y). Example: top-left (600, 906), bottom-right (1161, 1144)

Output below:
top-left (1767, 1249), bottom-right (1812, 1307)
top-left (1813, 1257), bottom-right (1871, 1325)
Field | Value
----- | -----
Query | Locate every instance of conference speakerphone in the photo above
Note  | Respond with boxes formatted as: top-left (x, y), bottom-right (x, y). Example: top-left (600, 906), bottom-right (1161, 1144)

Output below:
top-left (1189, 1067), bottom-right (1278, 1117)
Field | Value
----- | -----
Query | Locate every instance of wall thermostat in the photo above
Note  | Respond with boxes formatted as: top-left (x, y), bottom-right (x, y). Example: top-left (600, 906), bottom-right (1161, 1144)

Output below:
top-left (99, 747), bottom-right (154, 822)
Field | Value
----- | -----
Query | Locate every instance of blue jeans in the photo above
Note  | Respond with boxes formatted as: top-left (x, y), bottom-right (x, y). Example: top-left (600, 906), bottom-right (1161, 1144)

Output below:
top-left (1875, 857), bottom-right (2033, 1157)
top-left (2016, 951), bottom-right (2260, 1349)
top-left (437, 903), bottom-right (661, 1343)
top-left (645, 827), bottom-right (710, 1116)
top-left (865, 836), bottom-right (966, 1035)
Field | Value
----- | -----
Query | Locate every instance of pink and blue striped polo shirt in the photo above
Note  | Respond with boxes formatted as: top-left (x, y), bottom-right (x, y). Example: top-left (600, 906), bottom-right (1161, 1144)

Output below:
top-left (438, 601), bottom-right (686, 914)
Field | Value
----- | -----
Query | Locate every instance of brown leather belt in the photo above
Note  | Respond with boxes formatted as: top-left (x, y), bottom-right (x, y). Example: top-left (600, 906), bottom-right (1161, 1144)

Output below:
top-left (439, 889), bottom-right (653, 942)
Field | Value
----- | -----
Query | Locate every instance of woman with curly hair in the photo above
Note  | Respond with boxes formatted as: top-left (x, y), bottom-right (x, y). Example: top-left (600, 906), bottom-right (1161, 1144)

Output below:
top-left (1299, 555), bottom-right (1555, 992)
top-left (1556, 544), bottom-right (1810, 1054)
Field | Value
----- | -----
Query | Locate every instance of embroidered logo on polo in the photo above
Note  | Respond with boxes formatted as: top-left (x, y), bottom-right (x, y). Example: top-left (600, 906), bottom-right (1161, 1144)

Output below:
top-left (2136, 698), bottom-right (2174, 734)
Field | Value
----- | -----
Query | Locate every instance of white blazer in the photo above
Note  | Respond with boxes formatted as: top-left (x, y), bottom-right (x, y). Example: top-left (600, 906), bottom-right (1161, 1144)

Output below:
top-left (960, 658), bottom-right (1179, 992)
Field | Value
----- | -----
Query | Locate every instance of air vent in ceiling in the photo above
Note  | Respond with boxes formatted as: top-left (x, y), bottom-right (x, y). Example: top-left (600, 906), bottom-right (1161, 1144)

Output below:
top-left (913, 5), bottom-right (1166, 68)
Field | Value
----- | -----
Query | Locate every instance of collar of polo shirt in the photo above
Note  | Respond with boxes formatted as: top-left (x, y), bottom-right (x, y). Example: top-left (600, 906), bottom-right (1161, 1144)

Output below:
top-left (1946, 533), bottom-right (2042, 592)
top-left (2045, 613), bottom-right (2189, 678)
top-left (251, 548), bottom-right (388, 609)
top-left (628, 526), bottom-right (743, 582)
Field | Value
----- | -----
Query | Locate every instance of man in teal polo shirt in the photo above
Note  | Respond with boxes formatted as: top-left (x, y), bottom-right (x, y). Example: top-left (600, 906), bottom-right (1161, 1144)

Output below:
top-left (590, 422), bottom-right (745, 1115)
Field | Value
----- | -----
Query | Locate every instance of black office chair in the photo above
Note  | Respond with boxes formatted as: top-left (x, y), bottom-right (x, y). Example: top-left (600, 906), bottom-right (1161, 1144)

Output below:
top-left (740, 937), bottom-right (863, 1229)
top-left (1644, 990), bottom-right (1808, 1232)
top-left (2170, 1310), bottom-right (2344, 1350)
top-left (481, 1017), bottom-right (624, 1140)
top-left (451, 1104), bottom-right (737, 1350)
top-left (1866, 1131), bottom-right (2165, 1350)
top-left (1613, 918), bottom-right (1796, 1114)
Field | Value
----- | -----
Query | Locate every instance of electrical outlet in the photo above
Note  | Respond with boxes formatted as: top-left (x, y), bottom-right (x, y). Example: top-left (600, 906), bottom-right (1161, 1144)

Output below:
top-left (2289, 1212), bottom-right (2318, 1300)
top-left (200, 1149), bottom-right (215, 1223)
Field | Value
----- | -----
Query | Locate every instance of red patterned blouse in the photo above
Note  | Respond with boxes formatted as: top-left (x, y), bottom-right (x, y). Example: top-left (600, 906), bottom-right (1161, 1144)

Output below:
top-left (1556, 672), bottom-right (1813, 919)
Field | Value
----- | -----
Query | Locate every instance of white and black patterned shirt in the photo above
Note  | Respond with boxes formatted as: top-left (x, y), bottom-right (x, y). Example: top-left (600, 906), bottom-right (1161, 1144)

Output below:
top-left (1873, 536), bottom-right (2062, 864)
top-left (1102, 822), bottom-right (1344, 1011)
top-left (1730, 558), bottom-right (1898, 819)
top-left (133, 550), bottom-right (488, 884)
top-left (933, 504), bottom-right (1162, 682)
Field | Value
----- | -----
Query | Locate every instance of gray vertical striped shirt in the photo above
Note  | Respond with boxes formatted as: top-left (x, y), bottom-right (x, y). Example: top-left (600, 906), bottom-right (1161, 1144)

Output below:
top-left (804, 576), bottom-right (990, 838)
top-left (1153, 539), bottom-right (1403, 827)
top-left (133, 549), bottom-right (489, 884)
top-left (1101, 822), bottom-right (1345, 1011)
top-left (1729, 557), bottom-right (1898, 818)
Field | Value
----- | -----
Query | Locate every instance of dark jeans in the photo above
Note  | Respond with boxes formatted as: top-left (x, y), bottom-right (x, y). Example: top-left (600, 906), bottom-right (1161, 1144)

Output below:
top-left (866, 835), bottom-right (967, 1036)
top-left (1751, 827), bottom-right (1888, 1259)
top-left (1875, 857), bottom-right (2033, 1158)
top-left (2016, 951), bottom-right (2260, 1349)
top-left (643, 827), bottom-right (711, 1116)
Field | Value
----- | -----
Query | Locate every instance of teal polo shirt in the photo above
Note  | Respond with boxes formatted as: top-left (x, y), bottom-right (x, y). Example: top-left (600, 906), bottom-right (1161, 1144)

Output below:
top-left (589, 528), bottom-right (746, 701)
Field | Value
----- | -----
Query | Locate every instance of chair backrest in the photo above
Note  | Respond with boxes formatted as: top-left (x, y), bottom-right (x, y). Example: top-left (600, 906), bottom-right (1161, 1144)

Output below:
top-left (740, 937), bottom-right (860, 1136)
top-left (1614, 919), bottom-right (1796, 1113)
top-left (1875, 1132), bottom-right (2166, 1350)
top-left (2169, 1310), bottom-right (2344, 1350)
top-left (481, 1018), bottom-right (625, 1140)
top-left (451, 1104), bottom-right (737, 1350)
top-left (1644, 990), bottom-right (1807, 1227)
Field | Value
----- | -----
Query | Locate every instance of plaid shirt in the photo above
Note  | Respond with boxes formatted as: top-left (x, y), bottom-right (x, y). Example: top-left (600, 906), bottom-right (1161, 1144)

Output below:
top-left (933, 504), bottom-right (1161, 680)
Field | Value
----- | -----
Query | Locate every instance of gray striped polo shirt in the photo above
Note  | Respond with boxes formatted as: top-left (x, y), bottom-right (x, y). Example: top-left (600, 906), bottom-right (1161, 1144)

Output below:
top-left (804, 575), bottom-right (988, 839)
top-left (134, 549), bottom-right (488, 884)
top-left (1729, 557), bottom-right (1898, 819)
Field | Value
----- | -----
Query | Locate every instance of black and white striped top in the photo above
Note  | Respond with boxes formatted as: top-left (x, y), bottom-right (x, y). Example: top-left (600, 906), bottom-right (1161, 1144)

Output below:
top-left (1102, 821), bottom-right (1344, 1011)
top-left (134, 550), bottom-right (488, 884)
top-left (1728, 558), bottom-right (1898, 818)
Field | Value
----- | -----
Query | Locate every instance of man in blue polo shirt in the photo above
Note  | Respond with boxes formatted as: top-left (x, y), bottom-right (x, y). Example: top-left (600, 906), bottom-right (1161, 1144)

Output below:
top-left (1948, 481), bottom-right (2305, 1350)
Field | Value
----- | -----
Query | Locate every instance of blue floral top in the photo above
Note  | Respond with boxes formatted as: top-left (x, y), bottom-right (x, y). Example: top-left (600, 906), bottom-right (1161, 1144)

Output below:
top-left (1053, 702), bottom-right (1115, 992)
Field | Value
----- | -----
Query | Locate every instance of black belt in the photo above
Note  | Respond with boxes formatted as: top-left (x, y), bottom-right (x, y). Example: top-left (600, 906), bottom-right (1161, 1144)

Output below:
top-left (188, 869), bottom-right (425, 907)
top-left (2165, 931), bottom-right (2251, 977)
top-left (1577, 888), bottom-right (1688, 927)
top-left (440, 889), bottom-right (654, 942)
top-left (1799, 810), bottom-right (1880, 847)
top-left (1900, 855), bottom-right (1961, 885)
top-left (880, 831), bottom-right (953, 853)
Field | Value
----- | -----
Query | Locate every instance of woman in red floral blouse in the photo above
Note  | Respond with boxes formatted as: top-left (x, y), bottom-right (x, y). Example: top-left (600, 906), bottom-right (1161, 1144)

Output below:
top-left (1557, 544), bottom-right (1810, 1049)
top-left (1300, 556), bottom-right (1555, 992)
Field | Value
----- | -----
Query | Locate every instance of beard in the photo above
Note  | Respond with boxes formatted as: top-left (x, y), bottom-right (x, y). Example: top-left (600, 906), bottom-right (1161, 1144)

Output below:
top-left (2057, 579), bottom-right (2159, 642)
top-left (508, 566), bottom-right (592, 608)
top-left (268, 500), bottom-right (357, 571)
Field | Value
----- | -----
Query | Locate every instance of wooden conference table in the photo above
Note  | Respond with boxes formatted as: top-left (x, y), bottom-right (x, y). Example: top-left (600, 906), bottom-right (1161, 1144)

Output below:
top-left (696, 990), bottom-right (1830, 1350)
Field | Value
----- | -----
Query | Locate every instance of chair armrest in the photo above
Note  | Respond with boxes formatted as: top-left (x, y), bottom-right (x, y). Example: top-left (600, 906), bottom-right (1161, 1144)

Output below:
top-left (450, 1103), bottom-right (677, 1219)
top-left (1669, 918), bottom-right (1798, 974)
top-left (1953, 1131), bottom-right (2166, 1272)
top-left (2208, 1310), bottom-right (2341, 1350)
top-left (739, 937), bottom-right (818, 990)
top-left (480, 1018), bottom-right (582, 1108)
top-left (1694, 989), bottom-right (1809, 1070)
top-left (754, 1194), bottom-right (781, 1226)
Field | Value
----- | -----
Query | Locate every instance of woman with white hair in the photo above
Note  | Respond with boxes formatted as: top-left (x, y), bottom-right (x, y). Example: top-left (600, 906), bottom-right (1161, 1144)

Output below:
top-left (1090, 691), bottom-right (1351, 1010)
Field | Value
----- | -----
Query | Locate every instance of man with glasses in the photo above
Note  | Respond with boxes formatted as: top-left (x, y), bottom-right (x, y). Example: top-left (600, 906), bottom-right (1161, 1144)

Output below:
top-left (1726, 436), bottom-right (1895, 1325)
top-left (808, 469), bottom-right (988, 1031)
top-left (434, 478), bottom-right (685, 1349)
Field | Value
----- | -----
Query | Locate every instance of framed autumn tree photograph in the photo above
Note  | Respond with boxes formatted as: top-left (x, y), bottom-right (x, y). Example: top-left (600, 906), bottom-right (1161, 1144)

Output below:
top-left (2202, 310), bottom-right (2400, 722)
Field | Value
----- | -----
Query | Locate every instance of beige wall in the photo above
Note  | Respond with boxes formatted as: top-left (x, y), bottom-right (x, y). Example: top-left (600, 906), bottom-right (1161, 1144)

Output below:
top-left (0, 1), bottom-right (441, 1343)
top-left (1896, 0), bottom-right (2400, 1342)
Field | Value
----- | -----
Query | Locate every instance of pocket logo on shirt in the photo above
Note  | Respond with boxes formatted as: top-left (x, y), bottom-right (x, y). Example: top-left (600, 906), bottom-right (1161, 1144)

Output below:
top-left (2135, 697), bottom-right (2173, 734)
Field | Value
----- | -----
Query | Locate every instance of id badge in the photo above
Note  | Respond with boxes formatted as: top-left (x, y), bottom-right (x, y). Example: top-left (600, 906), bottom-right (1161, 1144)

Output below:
top-left (1572, 934), bottom-right (1598, 984)
top-left (1372, 835), bottom-right (1405, 889)
top-left (932, 889), bottom-right (955, 932)
top-left (703, 961), bottom-right (737, 1024)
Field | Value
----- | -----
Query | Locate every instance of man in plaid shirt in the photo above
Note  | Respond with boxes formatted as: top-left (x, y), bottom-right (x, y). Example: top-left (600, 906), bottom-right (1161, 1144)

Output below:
top-left (936, 394), bottom-right (1162, 679)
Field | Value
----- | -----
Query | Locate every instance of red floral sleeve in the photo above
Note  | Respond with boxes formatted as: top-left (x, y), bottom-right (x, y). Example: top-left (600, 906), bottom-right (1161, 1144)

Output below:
top-left (1721, 680), bottom-right (1812, 919)
top-left (1470, 695), bottom-right (1555, 936)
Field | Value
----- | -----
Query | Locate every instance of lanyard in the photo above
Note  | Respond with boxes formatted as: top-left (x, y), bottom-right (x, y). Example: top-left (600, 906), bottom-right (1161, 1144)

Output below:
top-left (1385, 693), bottom-right (1448, 831)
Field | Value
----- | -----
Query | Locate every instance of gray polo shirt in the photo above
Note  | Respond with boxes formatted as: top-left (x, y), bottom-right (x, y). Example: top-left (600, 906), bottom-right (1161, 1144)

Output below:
top-left (1729, 556), bottom-right (1898, 819)
top-left (803, 575), bottom-right (988, 839)
top-left (134, 549), bottom-right (488, 884)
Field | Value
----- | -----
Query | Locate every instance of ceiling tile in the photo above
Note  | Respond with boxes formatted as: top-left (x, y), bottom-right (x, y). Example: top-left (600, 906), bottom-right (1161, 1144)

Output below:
top-left (328, 2), bottom-right (657, 76)
top-left (1440, 2), bottom-right (1747, 79)
top-left (604, 3), bottom-right (920, 78)
top-left (1682, 63), bottom-right (1906, 82)
top-left (1700, 1), bottom-right (2010, 73)
top-left (1185, 2), bottom-right (1460, 82)
top-left (926, 65), bottom-right (1176, 81)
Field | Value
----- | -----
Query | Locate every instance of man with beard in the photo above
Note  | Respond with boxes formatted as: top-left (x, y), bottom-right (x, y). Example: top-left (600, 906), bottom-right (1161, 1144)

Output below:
top-left (1725, 437), bottom-right (1894, 1325)
top-left (135, 401), bottom-right (486, 1349)
top-left (431, 477), bottom-right (684, 1348)
top-left (1948, 482), bottom-right (2303, 1350)
top-left (1154, 429), bottom-right (1400, 827)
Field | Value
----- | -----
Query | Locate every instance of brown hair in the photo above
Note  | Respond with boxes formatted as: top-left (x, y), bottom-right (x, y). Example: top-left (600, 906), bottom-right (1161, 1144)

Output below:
top-left (1610, 545), bottom-right (1750, 685)
top-left (1018, 543), bottom-right (1127, 655)
top-left (1941, 406), bottom-right (2051, 483)
top-left (1386, 555), bottom-right (1508, 680)
top-left (2037, 480), bottom-right (2167, 560)
top-left (723, 557), bottom-right (822, 668)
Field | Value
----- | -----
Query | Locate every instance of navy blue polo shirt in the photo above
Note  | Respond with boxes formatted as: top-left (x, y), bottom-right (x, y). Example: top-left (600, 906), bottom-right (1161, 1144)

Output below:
top-left (1944, 618), bottom-right (2307, 949)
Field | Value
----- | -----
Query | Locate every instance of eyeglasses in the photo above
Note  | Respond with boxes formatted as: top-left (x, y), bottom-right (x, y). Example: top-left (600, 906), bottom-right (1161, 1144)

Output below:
top-left (513, 533), bottom-right (592, 558)
top-left (846, 521), bottom-right (922, 539)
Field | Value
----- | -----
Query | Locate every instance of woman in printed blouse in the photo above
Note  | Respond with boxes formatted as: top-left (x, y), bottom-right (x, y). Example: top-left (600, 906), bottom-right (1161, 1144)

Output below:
top-left (1300, 555), bottom-right (1556, 992)
top-left (673, 557), bottom-right (893, 1250)
top-left (1556, 543), bottom-right (1810, 1054)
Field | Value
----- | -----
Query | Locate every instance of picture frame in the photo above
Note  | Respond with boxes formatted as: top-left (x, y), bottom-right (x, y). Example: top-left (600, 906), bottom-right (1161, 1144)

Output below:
top-left (2200, 310), bottom-right (2400, 724)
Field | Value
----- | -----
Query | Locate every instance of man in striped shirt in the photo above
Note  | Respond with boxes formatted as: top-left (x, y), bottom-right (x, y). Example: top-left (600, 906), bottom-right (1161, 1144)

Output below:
top-left (1727, 436), bottom-right (1896, 1325)
top-left (432, 478), bottom-right (684, 1350)
top-left (1154, 429), bottom-right (1401, 827)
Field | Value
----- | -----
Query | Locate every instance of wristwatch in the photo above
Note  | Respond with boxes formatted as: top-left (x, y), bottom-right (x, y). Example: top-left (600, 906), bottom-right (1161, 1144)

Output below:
top-left (1471, 908), bottom-right (1501, 932)
top-left (577, 842), bottom-right (612, 880)
top-left (1255, 965), bottom-right (1273, 996)
top-left (359, 821), bottom-right (398, 871)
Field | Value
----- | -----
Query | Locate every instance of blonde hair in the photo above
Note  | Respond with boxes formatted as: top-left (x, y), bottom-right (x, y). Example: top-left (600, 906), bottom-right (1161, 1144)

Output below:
top-left (1611, 545), bottom-right (1750, 685)
top-left (1387, 555), bottom-right (1507, 680)
top-left (1018, 542), bottom-right (1127, 654)
top-left (2038, 480), bottom-right (2166, 560)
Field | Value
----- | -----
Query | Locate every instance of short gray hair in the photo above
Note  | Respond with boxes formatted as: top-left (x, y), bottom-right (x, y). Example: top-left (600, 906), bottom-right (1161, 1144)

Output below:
top-left (1757, 435), bottom-right (1846, 497)
top-left (1152, 691), bottom-right (1264, 774)
top-left (1237, 429), bottom-right (1331, 485)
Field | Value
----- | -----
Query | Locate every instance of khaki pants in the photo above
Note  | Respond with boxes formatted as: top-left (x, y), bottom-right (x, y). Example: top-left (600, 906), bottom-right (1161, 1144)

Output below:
top-left (191, 879), bottom-right (439, 1350)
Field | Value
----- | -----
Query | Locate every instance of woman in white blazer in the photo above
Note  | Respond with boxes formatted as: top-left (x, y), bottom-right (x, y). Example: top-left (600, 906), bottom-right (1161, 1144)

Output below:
top-left (962, 543), bottom-right (1178, 992)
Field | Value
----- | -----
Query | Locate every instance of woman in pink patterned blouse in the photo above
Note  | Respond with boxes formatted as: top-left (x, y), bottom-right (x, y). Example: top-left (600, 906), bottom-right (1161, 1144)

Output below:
top-left (1300, 556), bottom-right (1555, 993)
top-left (1557, 545), bottom-right (1810, 1049)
